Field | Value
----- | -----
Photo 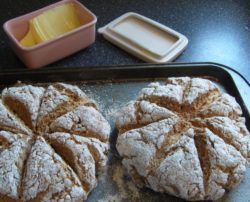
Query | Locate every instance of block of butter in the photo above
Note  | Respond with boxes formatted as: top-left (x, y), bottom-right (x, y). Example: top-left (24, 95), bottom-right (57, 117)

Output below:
top-left (20, 3), bottom-right (81, 47)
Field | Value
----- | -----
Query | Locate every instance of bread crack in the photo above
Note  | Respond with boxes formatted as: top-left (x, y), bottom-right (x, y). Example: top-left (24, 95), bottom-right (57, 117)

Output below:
top-left (54, 83), bottom-right (97, 109)
top-left (205, 120), bottom-right (249, 161)
top-left (49, 140), bottom-right (91, 192)
top-left (146, 122), bottom-right (191, 182)
top-left (37, 102), bottom-right (80, 133)
top-left (182, 79), bottom-right (220, 112)
top-left (139, 95), bottom-right (181, 112)
top-left (48, 105), bottom-right (110, 142)
top-left (193, 130), bottom-right (211, 196)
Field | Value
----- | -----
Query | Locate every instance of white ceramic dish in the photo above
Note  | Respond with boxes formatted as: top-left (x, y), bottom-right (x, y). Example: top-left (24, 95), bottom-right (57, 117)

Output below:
top-left (99, 12), bottom-right (188, 63)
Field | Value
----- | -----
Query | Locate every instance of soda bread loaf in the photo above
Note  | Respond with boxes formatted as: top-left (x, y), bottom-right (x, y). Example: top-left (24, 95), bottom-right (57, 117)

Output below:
top-left (116, 77), bottom-right (250, 201)
top-left (0, 83), bottom-right (110, 202)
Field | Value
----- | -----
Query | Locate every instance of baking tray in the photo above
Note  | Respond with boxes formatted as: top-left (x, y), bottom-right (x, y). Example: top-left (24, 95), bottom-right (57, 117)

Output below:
top-left (0, 62), bottom-right (249, 202)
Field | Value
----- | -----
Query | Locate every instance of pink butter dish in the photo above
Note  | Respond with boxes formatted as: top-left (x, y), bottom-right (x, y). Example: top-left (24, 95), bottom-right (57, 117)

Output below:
top-left (3, 0), bottom-right (97, 69)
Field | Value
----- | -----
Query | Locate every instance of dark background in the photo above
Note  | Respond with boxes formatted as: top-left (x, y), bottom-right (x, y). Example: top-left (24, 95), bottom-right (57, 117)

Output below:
top-left (1, 0), bottom-right (250, 82)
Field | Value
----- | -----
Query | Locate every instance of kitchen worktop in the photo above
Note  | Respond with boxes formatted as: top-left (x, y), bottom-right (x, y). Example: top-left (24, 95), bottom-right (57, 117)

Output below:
top-left (1, 0), bottom-right (250, 83)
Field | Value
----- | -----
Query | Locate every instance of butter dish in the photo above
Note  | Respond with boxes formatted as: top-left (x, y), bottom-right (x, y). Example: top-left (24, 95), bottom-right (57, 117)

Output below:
top-left (3, 0), bottom-right (97, 69)
top-left (98, 12), bottom-right (188, 63)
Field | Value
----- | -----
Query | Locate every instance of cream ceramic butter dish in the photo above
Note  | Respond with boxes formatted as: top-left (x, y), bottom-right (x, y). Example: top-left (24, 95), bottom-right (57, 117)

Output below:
top-left (98, 12), bottom-right (188, 63)
top-left (3, 0), bottom-right (97, 69)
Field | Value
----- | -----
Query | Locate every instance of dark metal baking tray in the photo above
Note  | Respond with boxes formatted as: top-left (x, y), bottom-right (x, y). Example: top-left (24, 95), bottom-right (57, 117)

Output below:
top-left (0, 62), bottom-right (249, 202)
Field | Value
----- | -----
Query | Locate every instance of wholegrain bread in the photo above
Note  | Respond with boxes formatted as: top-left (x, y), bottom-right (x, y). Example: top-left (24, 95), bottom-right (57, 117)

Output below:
top-left (116, 77), bottom-right (250, 201)
top-left (0, 83), bottom-right (110, 202)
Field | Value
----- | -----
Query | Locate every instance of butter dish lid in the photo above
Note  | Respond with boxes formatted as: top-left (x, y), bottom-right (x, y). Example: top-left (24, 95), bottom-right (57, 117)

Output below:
top-left (98, 12), bottom-right (188, 63)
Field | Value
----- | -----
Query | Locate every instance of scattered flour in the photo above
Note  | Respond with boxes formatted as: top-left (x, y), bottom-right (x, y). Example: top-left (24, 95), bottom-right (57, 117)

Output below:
top-left (111, 163), bottom-right (140, 200)
top-left (97, 194), bottom-right (122, 202)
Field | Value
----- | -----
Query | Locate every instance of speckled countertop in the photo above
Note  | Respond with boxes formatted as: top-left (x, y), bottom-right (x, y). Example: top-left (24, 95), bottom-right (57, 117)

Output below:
top-left (1, 0), bottom-right (250, 82)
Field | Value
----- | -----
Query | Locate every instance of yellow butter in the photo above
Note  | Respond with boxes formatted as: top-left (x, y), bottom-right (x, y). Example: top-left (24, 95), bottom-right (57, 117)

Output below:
top-left (19, 21), bottom-right (36, 47)
top-left (20, 3), bottom-right (81, 47)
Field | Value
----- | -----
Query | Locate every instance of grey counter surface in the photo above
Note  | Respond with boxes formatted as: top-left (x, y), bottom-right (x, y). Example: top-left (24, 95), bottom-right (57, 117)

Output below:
top-left (1, 0), bottom-right (250, 83)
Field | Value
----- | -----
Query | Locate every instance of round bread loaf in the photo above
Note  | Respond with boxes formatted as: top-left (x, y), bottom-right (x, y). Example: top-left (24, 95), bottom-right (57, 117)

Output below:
top-left (0, 83), bottom-right (110, 202)
top-left (116, 77), bottom-right (250, 201)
